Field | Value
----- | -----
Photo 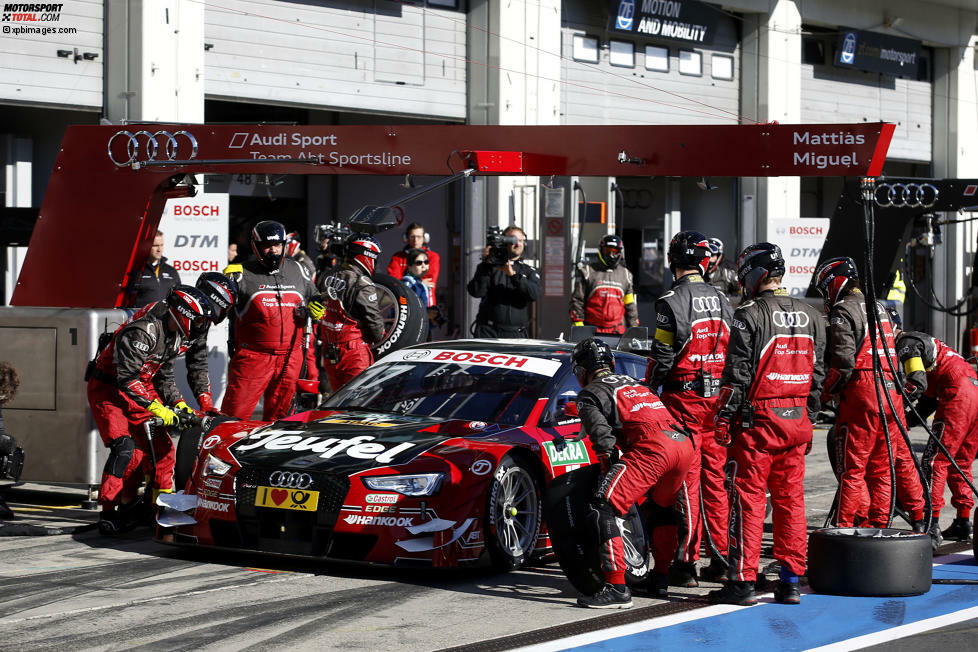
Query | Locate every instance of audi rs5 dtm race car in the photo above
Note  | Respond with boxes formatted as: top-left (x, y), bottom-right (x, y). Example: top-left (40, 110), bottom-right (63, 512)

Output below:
top-left (158, 339), bottom-right (653, 570)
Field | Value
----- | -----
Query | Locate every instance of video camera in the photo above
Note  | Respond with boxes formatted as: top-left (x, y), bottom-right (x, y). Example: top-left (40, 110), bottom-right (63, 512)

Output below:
top-left (313, 222), bottom-right (354, 259)
top-left (0, 443), bottom-right (24, 482)
top-left (485, 226), bottom-right (519, 266)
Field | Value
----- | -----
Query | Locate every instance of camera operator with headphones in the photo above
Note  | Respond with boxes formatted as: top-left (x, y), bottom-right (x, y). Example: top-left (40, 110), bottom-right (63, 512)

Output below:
top-left (387, 223), bottom-right (440, 301)
top-left (467, 225), bottom-right (541, 338)
top-left (0, 362), bottom-right (24, 520)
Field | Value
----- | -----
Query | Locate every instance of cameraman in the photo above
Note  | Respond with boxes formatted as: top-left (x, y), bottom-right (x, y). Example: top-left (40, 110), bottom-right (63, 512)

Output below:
top-left (0, 361), bottom-right (24, 520)
top-left (467, 225), bottom-right (541, 338)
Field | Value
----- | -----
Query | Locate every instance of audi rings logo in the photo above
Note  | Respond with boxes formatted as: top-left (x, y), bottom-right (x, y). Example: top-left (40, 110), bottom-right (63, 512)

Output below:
top-left (873, 183), bottom-right (939, 209)
top-left (269, 471), bottom-right (313, 489)
top-left (108, 130), bottom-right (198, 167)
top-left (772, 311), bottom-right (810, 328)
top-left (691, 296), bottom-right (721, 313)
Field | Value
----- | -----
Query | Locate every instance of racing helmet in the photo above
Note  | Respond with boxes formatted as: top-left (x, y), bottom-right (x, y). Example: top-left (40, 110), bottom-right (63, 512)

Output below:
top-left (571, 337), bottom-right (615, 386)
top-left (285, 231), bottom-right (302, 259)
top-left (736, 242), bottom-right (785, 300)
top-left (195, 272), bottom-right (238, 325)
top-left (814, 256), bottom-right (860, 312)
top-left (598, 234), bottom-right (624, 268)
top-left (707, 237), bottom-right (724, 274)
top-left (345, 233), bottom-right (381, 276)
top-left (667, 231), bottom-right (712, 276)
top-left (166, 285), bottom-right (212, 339)
top-left (251, 220), bottom-right (287, 270)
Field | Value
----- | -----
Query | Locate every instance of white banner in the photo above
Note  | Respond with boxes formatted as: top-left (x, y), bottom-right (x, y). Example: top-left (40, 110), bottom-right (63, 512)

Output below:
top-left (160, 192), bottom-right (231, 406)
top-left (768, 219), bottom-right (830, 297)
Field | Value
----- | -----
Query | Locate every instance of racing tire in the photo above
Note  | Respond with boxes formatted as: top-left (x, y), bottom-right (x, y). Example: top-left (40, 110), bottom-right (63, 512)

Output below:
top-left (371, 273), bottom-right (428, 360)
top-left (808, 527), bottom-right (932, 597)
top-left (174, 426), bottom-right (203, 493)
top-left (543, 464), bottom-right (651, 595)
top-left (486, 454), bottom-right (542, 572)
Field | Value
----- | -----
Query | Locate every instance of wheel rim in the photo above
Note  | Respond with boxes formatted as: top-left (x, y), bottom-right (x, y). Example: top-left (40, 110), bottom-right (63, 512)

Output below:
top-left (374, 284), bottom-right (399, 342)
top-left (493, 466), bottom-right (539, 558)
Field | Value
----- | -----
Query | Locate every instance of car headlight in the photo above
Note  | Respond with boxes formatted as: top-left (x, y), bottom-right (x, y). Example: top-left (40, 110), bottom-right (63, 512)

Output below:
top-left (203, 454), bottom-right (232, 477)
top-left (362, 473), bottom-right (444, 496)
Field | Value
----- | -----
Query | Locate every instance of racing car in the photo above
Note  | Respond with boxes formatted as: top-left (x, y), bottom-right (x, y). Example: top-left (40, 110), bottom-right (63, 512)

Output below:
top-left (158, 339), bottom-right (652, 572)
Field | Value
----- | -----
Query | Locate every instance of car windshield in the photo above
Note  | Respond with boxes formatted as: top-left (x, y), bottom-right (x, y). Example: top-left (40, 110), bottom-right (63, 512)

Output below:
top-left (322, 355), bottom-right (555, 425)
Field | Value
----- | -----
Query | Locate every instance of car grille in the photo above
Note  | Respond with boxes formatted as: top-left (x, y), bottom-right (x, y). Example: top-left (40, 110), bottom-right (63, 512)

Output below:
top-left (219, 467), bottom-right (351, 557)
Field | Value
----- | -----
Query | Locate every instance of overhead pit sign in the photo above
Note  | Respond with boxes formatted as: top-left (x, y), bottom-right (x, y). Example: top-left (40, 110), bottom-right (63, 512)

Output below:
top-left (608, 0), bottom-right (719, 46)
top-left (835, 28), bottom-right (922, 77)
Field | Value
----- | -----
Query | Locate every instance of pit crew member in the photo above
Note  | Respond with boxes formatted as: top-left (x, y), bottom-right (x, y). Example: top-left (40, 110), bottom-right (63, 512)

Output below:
top-left (572, 338), bottom-right (695, 609)
top-left (706, 237), bottom-right (741, 302)
top-left (569, 234), bottom-right (639, 335)
top-left (708, 243), bottom-right (825, 606)
top-left (645, 230), bottom-right (733, 586)
top-left (222, 220), bottom-right (322, 420)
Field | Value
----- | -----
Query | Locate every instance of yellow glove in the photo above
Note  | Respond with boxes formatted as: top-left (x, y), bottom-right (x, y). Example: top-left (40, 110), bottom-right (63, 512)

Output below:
top-left (223, 263), bottom-right (243, 276)
top-left (307, 300), bottom-right (325, 321)
top-left (174, 400), bottom-right (196, 416)
top-left (147, 399), bottom-right (179, 427)
top-left (572, 321), bottom-right (584, 327)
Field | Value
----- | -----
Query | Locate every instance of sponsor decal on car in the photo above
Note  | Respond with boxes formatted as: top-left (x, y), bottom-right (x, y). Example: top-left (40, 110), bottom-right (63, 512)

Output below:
top-left (233, 431), bottom-right (415, 462)
top-left (365, 493), bottom-right (400, 504)
top-left (202, 434), bottom-right (221, 450)
top-left (382, 348), bottom-right (561, 376)
top-left (365, 504), bottom-right (397, 513)
top-left (255, 486), bottom-right (319, 511)
top-left (203, 477), bottom-right (222, 489)
top-left (470, 459), bottom-right (493, 476)
top-left (543, 440), bottom-right (590, 467)
top-left (317, 414), bottom-right (401, 428)
top-left (343, 515), bottom-right (414, 527)
top-left (197, 497), bottom-right (232, 513)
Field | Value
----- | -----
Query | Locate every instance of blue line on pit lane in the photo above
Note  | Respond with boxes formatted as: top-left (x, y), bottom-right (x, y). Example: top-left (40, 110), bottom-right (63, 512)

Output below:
top-left (566, 556), bottom-right (978, 651)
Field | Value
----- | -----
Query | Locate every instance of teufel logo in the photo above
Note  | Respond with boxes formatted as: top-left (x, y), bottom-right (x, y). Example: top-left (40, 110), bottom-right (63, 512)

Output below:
top-left (108, 130), bottom-right (198, 167)
top-left (772, 311), bottom-right (810, 328)
top-left (691, 296), bottom-right (721, 313)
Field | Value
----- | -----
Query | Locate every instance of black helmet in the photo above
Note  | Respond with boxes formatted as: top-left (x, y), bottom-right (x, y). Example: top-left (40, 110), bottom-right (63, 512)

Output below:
top-left (598, 234), bottom-right (624, 268)
top-left (195, 272), bottom-right (238, 324)
top-left (814, 256), bottom-right (859, 313)
top-left (571, 337), bottom-right (615, 386)
top-left (251, 220), bottom-right (287, 270)
top-left (166, 285), bottom-right (212, 339)
top-left (345, 233), bottom-right (382, 276)
top-left (707, 237), bottom-right (724, 274)
top-left (736, 243), bottom-right (785, 300)
top-left (667, 231), bottom-right (711, 276)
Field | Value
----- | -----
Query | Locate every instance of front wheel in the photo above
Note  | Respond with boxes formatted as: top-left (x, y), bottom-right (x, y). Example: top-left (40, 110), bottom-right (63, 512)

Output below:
top-left (486, 455), bottom-right (542, 572)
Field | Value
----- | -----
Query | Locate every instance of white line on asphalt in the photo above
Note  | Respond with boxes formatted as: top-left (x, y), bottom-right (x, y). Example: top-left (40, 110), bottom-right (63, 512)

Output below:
top-left (804, 605), bottom-right (978, 652)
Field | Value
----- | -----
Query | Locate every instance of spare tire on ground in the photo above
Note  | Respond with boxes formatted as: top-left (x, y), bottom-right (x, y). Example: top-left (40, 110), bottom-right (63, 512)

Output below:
top-left (808, 527), bottom-right (932, 597)
top-left (371, 273), bottom-right (428, 359)
top-left (544, 464), bottom-right (651, 595)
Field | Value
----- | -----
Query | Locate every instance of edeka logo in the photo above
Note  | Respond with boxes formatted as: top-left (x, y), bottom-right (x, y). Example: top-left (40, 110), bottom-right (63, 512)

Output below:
top-left (616, 0), bottom-right (635, 30)
top-left (544, 440), bottom-right (590, 467)
top-left (344, 515), bottom-right (414, 527)
top-left (234, 430), bottom-right (415, 463)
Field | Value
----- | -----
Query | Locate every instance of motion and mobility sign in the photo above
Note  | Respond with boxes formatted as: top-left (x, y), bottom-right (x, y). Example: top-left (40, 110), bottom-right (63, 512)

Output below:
top-left (835, 28), bottom-right (922, 77)
top-left (608, 0), bottom-right (719, 46)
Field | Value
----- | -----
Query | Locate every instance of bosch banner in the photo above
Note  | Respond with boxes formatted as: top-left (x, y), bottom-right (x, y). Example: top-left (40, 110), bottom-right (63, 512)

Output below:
top-left (768, 218), bottom-right (830, 297)
top-left (608, 0), bottom-right (720, 45)
top-left (160, 192), bottom-right (231, 404)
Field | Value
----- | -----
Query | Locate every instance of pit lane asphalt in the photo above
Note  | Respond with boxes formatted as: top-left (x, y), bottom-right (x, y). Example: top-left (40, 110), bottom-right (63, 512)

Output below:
top-left (0, 425), bottom-right (974, 651)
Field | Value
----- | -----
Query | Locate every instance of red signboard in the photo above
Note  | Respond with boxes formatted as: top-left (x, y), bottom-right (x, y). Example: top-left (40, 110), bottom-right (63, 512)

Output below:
top-left (12, 122), bottom-right (894, 308)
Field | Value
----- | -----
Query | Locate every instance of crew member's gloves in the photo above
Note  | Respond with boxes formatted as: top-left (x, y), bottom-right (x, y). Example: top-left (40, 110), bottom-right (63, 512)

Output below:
top-left (197, 393), bottom-right (220, 416)
top-left (905, 381), bottom-right (923, 402)
top-left (147, 399), bottom-right (180, 427)
top-left (714, 416), bottom-right (731, 447)
top-left (307, 300), bottom-right (325, 322)
top-left (572, 321), bottom-right (584, 327)
top-left (223, 263), bottom-right (243, 279)
top-left (596, 447), bottom-right (620, 474)
top-left (175, 400), bottom-right (198, 417)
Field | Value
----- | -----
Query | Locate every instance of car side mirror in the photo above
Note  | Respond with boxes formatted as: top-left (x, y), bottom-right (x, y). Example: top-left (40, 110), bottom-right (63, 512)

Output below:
top-left (563, 401), bottom-right (578, 417)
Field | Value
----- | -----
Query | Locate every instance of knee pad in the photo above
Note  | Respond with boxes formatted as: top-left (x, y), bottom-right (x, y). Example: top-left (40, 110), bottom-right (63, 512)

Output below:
top-left (587, 497), bottom-right (618, 544)
top-left (104, 437), bottom-right (136, 479)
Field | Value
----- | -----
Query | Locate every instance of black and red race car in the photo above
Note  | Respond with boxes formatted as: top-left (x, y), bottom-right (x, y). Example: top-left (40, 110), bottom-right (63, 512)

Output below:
top-left (158, 339), bottom-right (652, 573)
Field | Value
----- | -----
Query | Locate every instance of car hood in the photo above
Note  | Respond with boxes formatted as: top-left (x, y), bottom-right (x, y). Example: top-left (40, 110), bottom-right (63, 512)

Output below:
top-left (223, 410), bottom-right (501, 474)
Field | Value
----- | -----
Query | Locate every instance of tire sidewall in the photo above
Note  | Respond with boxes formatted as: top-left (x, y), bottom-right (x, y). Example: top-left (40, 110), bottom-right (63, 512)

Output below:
top-left (486, 455), bottom-right (541, 572)
top-left (371, 273), bottom-right (428, 359)
top-left (174, 427), bottom-right (203, 492)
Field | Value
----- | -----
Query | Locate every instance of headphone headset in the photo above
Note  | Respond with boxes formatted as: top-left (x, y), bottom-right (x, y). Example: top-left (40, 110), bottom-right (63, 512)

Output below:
top-left (402, 225), bottom-right (430, 245)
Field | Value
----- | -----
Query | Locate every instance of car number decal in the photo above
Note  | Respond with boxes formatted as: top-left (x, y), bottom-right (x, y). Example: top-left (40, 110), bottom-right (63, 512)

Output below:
top-left (255, 486), bottom-right (319, 511)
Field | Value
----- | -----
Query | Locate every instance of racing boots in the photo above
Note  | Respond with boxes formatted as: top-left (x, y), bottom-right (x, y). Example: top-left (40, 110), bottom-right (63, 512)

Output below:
top-left (699, 557), bottom-right (728, 583)
top-left (669, 561), bottom-right (699, 588)
top-left (707, 581), bottom-right (757, 606)
top-left (774, 568), bottom-right (801, 604)
top-left (942, 517), bottom-right (973, 542)
top-left (577, 584), bottom-right (633, 609)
